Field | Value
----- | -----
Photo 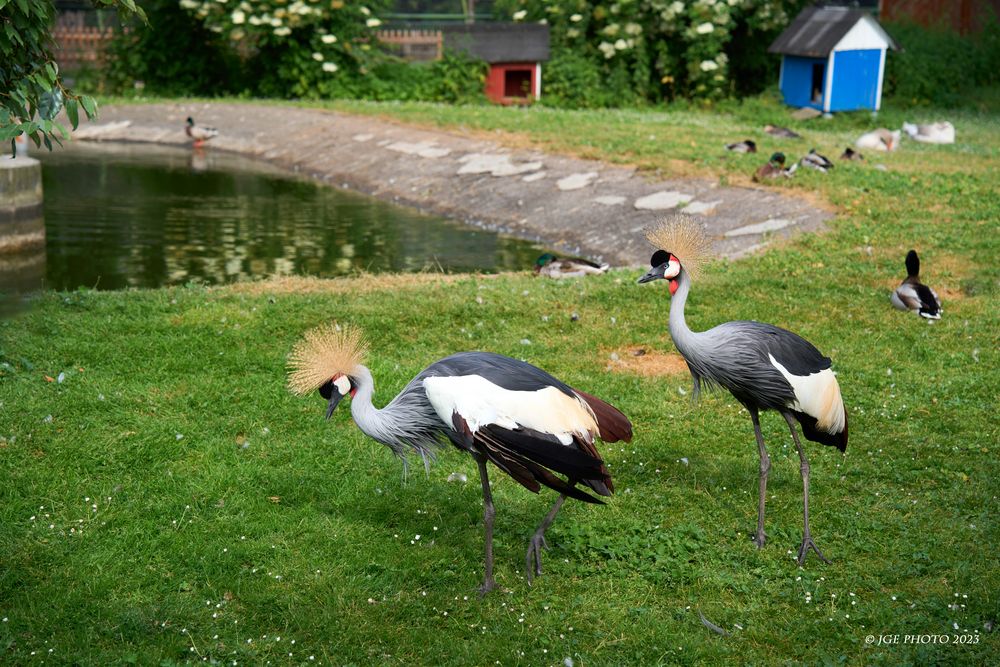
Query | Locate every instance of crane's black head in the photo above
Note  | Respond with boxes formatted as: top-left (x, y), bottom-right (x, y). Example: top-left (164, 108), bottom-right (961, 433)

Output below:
top-left (637, 249), bottom-right (681, 292)
top-left (319, 373), bottom-right (354, 419)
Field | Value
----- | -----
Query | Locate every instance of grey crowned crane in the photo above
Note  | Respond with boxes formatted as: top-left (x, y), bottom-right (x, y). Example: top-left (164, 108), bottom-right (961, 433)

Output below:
top-left (891, 250), bottom-right (941, 319)
top-left (287, 324), bottom-right (632, 595)
top-left (638, 217), bottom-right (847, 566)
top-left (185, 117), bottom-right (218, 147)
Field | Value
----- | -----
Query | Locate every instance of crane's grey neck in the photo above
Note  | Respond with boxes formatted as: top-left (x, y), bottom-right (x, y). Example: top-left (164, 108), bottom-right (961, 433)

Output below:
top-left (347, 365), bottom-right (381, 439)
top-left (347, 364), bottom-right (443, 475)
top-left (668, 269), bottom-right (699, 354)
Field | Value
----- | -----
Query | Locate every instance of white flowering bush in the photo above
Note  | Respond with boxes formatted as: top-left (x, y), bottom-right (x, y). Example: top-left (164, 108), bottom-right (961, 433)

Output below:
top-left (178, 0), bottom-right (391, 97)
top-left (497, 0), bottom-right (806, 104)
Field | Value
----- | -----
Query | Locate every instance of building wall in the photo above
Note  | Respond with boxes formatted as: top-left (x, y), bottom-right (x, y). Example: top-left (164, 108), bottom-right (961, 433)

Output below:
top-left (879, 0), bottom-right (1000, 35)
top-left (829, 49), bottom-right (883, 111)
top-left (779, 55), bottom-right (827, 109)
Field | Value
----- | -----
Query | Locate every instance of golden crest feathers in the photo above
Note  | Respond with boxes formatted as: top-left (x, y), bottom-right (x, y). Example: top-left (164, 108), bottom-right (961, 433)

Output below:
top-left (645, 214), bottom-right (713, 280)
top-left (287, 323), bottom-right (368, 395)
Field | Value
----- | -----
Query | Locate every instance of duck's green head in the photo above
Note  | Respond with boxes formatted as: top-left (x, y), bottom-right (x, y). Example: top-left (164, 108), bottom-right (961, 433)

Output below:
top-left (535, 253), bottom-right (557, 269)
top-left (769, 152), bottom-right (785, 166)
top-left (186, 117), bottom-right (195, 126)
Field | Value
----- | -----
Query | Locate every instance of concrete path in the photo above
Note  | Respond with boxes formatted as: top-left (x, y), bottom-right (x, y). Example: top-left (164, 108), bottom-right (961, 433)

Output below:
top-left (72, 102), bottom-right (834, 267)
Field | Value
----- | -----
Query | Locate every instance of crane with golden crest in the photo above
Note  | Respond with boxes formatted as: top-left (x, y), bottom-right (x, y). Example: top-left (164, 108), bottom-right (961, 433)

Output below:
top-left (287, 324), bottom-right (632, 594)
top-left (638, 215), bottom-right (848, 565)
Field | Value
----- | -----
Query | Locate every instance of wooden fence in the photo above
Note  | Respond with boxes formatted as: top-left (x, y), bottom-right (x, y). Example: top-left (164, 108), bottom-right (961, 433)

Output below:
top-left (49, 22), bottom-right (444, 71)
top-left (879, 0), bottom-right (1000, 34)
top-left (376, 29), bottom-right (443, 62)
top-left (53, 26), bottom-right (115, 71)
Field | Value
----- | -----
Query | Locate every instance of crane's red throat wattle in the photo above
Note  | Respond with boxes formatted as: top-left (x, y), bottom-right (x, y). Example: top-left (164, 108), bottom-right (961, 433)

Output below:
top-left (669, 279), bottom-right (679, 295)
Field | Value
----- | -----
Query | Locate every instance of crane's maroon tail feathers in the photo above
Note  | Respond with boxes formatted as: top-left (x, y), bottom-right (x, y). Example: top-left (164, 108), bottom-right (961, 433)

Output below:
top-left (573, 389), bottom-right (633, 443)
top-left (792, 408), bottom-right (849, 452)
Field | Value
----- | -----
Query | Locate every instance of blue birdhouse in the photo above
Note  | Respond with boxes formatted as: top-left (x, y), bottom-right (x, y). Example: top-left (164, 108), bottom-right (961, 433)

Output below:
top-left (768, 6), bottom-right (899, 113)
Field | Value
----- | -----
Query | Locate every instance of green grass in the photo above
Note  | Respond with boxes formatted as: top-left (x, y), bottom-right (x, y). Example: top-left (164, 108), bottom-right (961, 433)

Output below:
top-left (2, 92), bottom-right (998, 665)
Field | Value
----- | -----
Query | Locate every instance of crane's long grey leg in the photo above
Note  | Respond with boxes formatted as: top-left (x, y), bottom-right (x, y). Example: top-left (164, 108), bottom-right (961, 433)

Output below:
top-left (749, 406), bottom-right (770, 549)
top-left (475, 456), bottom-right (497, 596)
top-left (525, 493), bottom-right (567, 584)
top-left (782, 412), bottom-right (831, 566)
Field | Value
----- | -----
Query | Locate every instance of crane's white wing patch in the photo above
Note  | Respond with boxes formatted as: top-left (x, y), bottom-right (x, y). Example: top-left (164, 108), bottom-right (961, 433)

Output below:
top-left (422, 375), bottom-right (597, 445)
top-left (769, 355), bottom-right (845, 434)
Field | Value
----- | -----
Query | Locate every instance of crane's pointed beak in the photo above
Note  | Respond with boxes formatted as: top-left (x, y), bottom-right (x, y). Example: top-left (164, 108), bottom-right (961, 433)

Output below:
top-left (638, 263), bottom-right (667, 284)
top-left (325, 392), bottom-right (344, 419)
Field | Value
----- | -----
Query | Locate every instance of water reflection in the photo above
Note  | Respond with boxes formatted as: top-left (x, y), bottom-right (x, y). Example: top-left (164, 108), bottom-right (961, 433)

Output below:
top-left (36, 143), bottom-right (544, 290)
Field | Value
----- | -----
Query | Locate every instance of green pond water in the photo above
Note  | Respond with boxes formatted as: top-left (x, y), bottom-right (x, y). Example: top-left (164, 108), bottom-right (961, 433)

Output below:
top-left (29, 142), bottom-right (545, 291)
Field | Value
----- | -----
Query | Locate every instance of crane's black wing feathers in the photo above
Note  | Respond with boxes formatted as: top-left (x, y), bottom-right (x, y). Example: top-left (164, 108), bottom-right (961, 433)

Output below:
top-left (449, 411), bottom-right (611, 504)
top-left (746, 322), bottom-right (832, 376)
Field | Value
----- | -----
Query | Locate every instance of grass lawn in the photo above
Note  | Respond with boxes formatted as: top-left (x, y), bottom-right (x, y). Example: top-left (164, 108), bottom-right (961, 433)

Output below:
top-left (1, 92), bottom-right (998, 665)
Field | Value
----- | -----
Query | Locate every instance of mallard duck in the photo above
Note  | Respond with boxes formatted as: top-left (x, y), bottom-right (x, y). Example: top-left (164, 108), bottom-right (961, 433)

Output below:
top-left (764, 124), bottom-right (802, 139)
top-left (753, 152), bottom-right (796, 182)
top-left (902, 121), bottom-right (955, 145)
top-left (535, 253), bottom-right (610, 278)
top-left (799, 148), bottom-right (834, 172)
top-left (891, 250), bottom-right (941, 320)
top-left (725, 139), bottom-right (757, 153)
top-left (185, 117), bottom-right (219, 147)
top-left (855, 129), bottom-right (900, 152)
top-left (839, 147), bottom-right (864, 161)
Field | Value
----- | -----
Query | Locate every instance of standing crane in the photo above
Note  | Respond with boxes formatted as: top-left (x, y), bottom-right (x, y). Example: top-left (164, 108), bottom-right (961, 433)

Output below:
top-left (637, 216), bottom-right (847, 565)
top-left (287, 324), bottom-right (632, 594)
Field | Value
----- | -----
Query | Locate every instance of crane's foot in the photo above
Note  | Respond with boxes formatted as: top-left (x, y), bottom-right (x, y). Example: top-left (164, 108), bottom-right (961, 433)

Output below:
top-left (797, 535), bottom-right (831, 566)
top-left (753, 531), bottom-right (767, 549)
top-left (524, 532), bottom-right (549, 584)
top-left (477, 576), bottom-right (497, 598)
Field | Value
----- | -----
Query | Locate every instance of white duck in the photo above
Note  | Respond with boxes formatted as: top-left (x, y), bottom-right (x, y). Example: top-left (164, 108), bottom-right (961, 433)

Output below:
top-left (902, 121), bottom-right (955, 144)
top-left (855, 129), bottom-right (900, 152)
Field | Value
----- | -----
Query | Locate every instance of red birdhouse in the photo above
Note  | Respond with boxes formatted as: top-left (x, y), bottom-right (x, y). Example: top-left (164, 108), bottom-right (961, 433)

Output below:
top-left (443, 23), bottom-right (550, 105)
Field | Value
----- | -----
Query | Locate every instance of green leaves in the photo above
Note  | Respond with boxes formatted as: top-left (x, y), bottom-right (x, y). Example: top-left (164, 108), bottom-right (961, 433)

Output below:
top-left (0, 0), bottom-right (139, 154)
top-left (65, 98), bottom-right (80, 130)
top-left (79, 95), bottom-right (98, 120)
top-left (39, 88), bottom-right (63, 120)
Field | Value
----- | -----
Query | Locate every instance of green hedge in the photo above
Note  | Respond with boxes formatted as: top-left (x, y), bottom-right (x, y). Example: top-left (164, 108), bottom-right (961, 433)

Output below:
top-left (883, 19), bottom-right (1000, 107)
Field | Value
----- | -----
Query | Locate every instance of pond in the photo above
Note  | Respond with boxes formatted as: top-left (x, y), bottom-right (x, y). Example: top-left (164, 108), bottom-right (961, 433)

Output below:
top-left (31, 142), bottom-right (546, 291)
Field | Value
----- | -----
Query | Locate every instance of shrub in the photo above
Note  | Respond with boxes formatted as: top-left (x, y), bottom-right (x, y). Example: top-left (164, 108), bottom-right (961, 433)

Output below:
top-left (105, 0), bottom-right (244, 96)
top-left (883, 19), bottom-right (1000, 107)
top-left (495, 0), bottom-right (811, 104)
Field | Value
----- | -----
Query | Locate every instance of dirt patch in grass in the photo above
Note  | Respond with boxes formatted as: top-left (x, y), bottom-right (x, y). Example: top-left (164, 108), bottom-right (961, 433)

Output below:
top-left (606, 346), bottom-right (689, 376)
top-left (219, 272), bottom-right (512, 296)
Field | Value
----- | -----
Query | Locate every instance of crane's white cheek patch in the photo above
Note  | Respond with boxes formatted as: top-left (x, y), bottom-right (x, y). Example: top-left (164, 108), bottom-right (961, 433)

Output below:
top-left (333, 375), bottom-right (351, 396)
top-left (768, 355), bottom-right (845, 434)
top-left (422, 375), bottom-right (597, 444)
